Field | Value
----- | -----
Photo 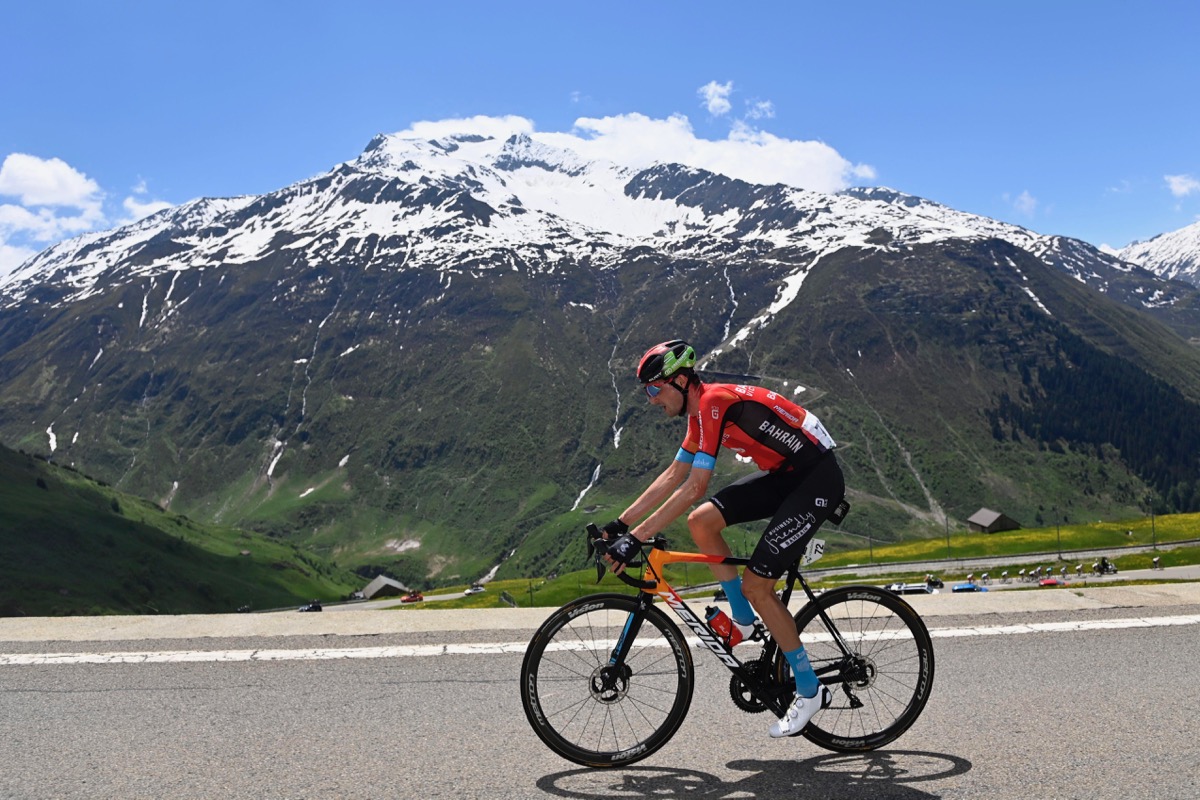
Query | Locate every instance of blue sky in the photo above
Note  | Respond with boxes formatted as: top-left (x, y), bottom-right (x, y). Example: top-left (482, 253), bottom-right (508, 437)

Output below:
top-left (2, 1), bottom-right (1198, 276)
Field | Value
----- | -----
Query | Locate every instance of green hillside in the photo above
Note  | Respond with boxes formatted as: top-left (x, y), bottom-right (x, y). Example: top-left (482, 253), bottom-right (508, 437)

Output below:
top-left (0, 444), bottom-right (358, 616)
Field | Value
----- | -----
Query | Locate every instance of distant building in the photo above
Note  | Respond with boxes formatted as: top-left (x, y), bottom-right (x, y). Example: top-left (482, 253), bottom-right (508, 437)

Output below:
top-left (967, 508), bottom-right (1020, 534)
top-left (362, 575), bottom-right (408, 599)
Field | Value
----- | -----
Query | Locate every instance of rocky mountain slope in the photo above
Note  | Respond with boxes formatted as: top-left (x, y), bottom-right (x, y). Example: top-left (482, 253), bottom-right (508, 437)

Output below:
top-left (2, 131), bottom-right (1199, 587)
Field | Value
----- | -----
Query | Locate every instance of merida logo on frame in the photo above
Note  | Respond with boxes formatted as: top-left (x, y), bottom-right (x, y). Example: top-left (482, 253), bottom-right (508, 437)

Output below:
top-left (657, 588), bottom-right (740, 668)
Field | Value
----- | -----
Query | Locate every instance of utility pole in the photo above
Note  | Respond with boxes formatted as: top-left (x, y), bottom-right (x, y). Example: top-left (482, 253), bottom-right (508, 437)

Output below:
top-left (944, 514), bottom-right (951, 560)
top-left (1145, 491), bottom-right (1158, 551)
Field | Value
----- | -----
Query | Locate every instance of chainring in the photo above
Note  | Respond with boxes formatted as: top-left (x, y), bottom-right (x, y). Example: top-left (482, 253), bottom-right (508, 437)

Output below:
top-left (729, 655), bottom-right (773, 713)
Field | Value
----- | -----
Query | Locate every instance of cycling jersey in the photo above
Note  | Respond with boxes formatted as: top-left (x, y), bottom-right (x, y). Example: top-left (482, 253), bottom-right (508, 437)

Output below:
top-left (677, 383), bottom-right (836, 473)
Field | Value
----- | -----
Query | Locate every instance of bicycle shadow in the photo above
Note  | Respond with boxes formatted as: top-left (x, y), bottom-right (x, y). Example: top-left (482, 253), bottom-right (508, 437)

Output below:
top-left (536, 750), bottom-right (972, 799)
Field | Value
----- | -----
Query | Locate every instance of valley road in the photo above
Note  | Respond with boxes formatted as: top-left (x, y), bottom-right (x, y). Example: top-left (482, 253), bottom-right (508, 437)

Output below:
top-left (1, 584), bottom-right (1198, 799)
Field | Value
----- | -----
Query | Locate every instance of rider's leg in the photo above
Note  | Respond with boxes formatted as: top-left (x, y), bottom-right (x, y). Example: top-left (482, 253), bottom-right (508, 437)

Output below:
top-left (688, 502), bottom-right (756, 624)
top-left (741, 572), bottom-right (819, 697)
top-left (744, 456), bottom-right (844, 700)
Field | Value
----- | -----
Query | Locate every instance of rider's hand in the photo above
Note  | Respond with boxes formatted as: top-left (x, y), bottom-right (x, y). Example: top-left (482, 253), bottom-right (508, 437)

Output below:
top-left (600, 518), bottom-right (629, 539)
top-left (605, 532), bottom-right (641, 574)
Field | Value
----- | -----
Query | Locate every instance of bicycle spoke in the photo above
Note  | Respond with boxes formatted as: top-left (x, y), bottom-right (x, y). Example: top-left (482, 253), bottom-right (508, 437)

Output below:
top-left (521, 594), bottom-right (694, 767)
top-left (787, 586), bottom-right (935, 752)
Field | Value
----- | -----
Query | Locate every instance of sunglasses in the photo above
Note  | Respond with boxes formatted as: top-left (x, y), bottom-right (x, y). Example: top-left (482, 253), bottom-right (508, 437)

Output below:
top-left (644, 381), bottom-right (666, 398)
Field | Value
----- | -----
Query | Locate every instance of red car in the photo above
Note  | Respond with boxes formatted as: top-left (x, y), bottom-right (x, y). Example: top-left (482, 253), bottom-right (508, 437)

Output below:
top-left (400, 591), bottom-right (424, 603)
top-left (1039, 578), bottom-right (1062, 587)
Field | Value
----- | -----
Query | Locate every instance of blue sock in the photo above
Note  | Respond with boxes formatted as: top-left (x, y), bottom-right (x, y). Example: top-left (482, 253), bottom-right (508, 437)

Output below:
top-left (719, 578), bottom-right (756, 625)
top-left (784, 646), bottom-right (821, 697)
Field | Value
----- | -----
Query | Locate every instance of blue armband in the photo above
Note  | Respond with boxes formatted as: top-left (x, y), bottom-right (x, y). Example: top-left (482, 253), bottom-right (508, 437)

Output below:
top-left (674, 448), bottom-right (696, 464)
top-left (693, 452), bottom-right (717, 471)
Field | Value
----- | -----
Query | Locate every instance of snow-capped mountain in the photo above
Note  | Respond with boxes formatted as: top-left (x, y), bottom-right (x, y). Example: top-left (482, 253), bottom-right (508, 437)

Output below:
top-left (3, 132), bottom-right (1194, 323)
top-left (1117, 219), bottom-right (1200, 287)
top-left (3, 130), bottom-right (1200, 587)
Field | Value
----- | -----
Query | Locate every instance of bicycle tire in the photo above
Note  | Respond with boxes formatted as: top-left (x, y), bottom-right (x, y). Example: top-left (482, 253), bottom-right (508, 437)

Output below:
top-left (520, 593), bottom-right (694, 767)
top-left (776, 585), bottom-right (934, 752)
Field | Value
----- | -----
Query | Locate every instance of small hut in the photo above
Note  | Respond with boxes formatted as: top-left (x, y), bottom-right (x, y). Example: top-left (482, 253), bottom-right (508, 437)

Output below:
top-left (966, 508), bottom-right (1020, 534)
top-left (362, 575), bottom-right (408, 599)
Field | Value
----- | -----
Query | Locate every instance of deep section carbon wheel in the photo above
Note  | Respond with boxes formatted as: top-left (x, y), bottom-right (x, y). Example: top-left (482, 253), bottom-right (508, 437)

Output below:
top-left (520, 593), bottom-right (694, 767)
top-left (775, 585), bottom-right (935, 751)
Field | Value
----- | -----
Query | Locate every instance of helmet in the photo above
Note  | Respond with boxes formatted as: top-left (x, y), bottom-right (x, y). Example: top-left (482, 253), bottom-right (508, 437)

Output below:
top-left (636, 339), bottom-right (697, 383)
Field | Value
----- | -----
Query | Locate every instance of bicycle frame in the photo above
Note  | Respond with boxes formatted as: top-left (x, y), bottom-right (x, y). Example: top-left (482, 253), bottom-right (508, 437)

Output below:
top-left (588, 525), bottom-right (848, 718)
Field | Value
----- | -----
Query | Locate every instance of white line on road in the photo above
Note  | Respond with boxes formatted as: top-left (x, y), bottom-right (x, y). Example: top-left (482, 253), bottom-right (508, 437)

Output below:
top-left (2, 613), bottom-right (1197, 667)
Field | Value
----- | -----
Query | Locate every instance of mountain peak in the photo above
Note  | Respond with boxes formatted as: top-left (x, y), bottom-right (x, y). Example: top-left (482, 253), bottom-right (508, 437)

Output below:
top-left (1118, 219), bottom-right (1200, 285)
top-left (494, 133), bottom-right (591, 177)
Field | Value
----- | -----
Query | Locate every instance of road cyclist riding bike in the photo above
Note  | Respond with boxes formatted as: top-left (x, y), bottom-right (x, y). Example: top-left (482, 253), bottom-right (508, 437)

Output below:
top-left (519, 339), bottom-right (935, 766)
top-left (608, 339), bottom-right (846, 737)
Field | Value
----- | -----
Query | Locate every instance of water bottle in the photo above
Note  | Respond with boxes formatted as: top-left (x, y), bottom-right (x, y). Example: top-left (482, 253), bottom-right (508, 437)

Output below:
top-left (705, 606), bottom-right (744, 647)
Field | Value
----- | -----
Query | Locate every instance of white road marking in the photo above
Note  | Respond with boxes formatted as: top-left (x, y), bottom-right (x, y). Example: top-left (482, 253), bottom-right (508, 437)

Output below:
top-left (2, 614), bottom-right (1197, 667)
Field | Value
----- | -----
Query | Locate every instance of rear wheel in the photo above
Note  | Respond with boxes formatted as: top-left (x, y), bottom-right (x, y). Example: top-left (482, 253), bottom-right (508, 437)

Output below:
top-left (775, 585), bottom-right (935, 751)
top-left (520, 593), bottom-right (694, 767)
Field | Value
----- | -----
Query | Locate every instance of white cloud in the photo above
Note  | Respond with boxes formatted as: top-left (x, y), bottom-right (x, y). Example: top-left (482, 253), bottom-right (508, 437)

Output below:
top-left (698, 80), bottom-right (733, 116)
top-left (395, 110), bottom-right (874, 194)
top-left (541, 113), bottom-right (872, 193)
top-left (1010, 190), bottom-right (1038, 216)
top-left (1165, 174), bottom-right (1200, 198)
top-left (0, 153), bottom-right (101, 207)
top-left (0, 241), bottom-right (37, 279)
top-left (118, 178), bottom-right (173, 225)
top-left (398, 115), bottom-right (536, 141)
top-left (746, 100), bottom-right (775, 120)
top-left (120, 195), bottom-right (173, 224)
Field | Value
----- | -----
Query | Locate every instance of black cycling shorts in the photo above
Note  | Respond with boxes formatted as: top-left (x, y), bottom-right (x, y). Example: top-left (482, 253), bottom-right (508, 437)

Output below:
top-left (708, 454), bottom-right (845, 580)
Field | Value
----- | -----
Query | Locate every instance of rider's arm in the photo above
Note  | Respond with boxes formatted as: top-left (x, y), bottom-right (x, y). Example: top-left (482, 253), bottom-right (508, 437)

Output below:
top-left (629, 463), bottom-right (712, 542)
top-left (616, 456), bottom-right (691, 530)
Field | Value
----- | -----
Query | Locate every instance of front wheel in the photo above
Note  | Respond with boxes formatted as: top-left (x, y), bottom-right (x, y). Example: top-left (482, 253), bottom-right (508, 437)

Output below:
top-left (776, 585), bottom-right (935, 752)
top-left (520, 593), bottom-right (694, 767)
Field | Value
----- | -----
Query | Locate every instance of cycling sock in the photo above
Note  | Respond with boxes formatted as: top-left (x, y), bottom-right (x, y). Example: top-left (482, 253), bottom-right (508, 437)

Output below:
top-left (783, 646), bottom-right (821, 697)
top-left (719, 578), bottom-right (756, 625)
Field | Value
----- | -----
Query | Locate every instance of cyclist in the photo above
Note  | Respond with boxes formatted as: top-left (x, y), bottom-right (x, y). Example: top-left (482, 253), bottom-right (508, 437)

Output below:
top-left (601, 339), bottom-right (845, 739)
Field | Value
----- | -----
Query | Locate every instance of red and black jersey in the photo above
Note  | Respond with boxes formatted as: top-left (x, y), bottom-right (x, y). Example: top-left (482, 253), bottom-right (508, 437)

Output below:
top-left (679, 383), bottom-right (836, 472)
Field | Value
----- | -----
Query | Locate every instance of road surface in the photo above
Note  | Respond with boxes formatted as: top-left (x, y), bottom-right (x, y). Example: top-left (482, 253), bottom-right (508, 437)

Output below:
top-left (1, 582), bottom-right (1198, 799)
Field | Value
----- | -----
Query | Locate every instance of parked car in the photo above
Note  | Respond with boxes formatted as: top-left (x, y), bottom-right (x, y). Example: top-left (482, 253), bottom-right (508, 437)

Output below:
top-left (298, 600), bottom-right (323, 612)
top-left (1039, 577), bottom-right (1062, 587)
top-left (952, 582), bottom-right (988, 593)
top-left (400, 591), bottom-right (424, 603)
top-left (464, 584), bottom-right (486, 595)
top-left (884, 582), bottom-right (937, 595)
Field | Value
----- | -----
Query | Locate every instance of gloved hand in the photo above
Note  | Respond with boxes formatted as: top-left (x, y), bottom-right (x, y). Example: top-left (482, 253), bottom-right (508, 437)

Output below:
top-left (601, 518), bottom-right (629, 539)
top-left (606, 532), bottom-right (642, 571)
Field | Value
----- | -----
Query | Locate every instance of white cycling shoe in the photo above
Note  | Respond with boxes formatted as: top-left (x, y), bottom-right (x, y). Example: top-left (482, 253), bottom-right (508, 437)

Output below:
top-left (769, 685), bottom-right (832, 738)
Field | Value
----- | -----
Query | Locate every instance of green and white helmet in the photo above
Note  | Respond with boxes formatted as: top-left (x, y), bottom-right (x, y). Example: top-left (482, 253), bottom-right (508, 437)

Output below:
top-left (636, 339), bottom-right (697, 383)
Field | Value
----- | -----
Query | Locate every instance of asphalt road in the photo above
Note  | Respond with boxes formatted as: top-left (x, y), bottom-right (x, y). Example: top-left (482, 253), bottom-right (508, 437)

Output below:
top-left (2, 583), bottom-right (1199, 799)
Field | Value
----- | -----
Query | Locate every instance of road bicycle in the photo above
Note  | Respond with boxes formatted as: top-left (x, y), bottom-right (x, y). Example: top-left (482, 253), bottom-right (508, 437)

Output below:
top-left (520, 523), bottom-right (935, 768)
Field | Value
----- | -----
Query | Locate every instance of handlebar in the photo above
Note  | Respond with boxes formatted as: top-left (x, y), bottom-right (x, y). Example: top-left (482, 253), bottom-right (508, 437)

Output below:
top-left (585, 523), bottom-right (659, 591)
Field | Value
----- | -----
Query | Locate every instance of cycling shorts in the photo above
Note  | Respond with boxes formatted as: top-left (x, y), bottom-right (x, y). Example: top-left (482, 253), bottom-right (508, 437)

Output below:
top-left (708, 453), bottom-right (845, 580)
